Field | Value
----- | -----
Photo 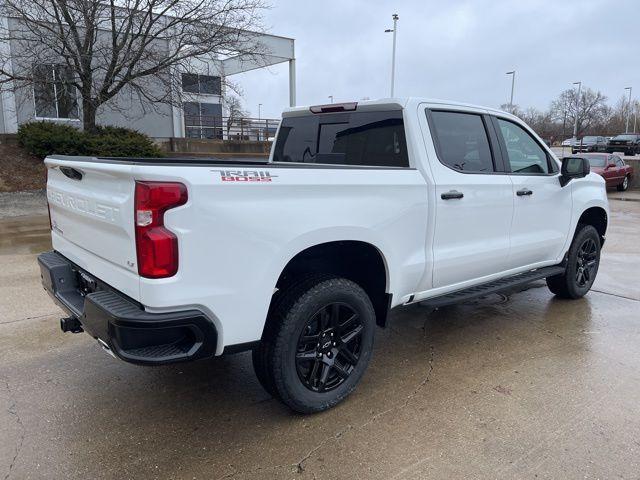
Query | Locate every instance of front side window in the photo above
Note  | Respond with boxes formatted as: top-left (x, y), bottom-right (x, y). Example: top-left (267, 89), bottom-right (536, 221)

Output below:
top-left (273, 111), bottom-right (409, 167)
top-left (429, 110), bottom-right (494, 173)
top-left (33, 64), bottom-right (78, 119)
top-left (497, 118), bottom-right (552, 174)
top-left (181, 73), bottom-right (221, 95)
top-left (615, 157), bottom-right (625, 167)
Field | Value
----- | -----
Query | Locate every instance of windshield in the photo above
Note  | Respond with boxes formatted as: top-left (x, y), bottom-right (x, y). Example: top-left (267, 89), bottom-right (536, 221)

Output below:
top-left (585, 155), bottom-right (607, 167)
top-left (613, 134), bottom-right (638, 140)
top-left (581, 136), bottom-right (597, 142)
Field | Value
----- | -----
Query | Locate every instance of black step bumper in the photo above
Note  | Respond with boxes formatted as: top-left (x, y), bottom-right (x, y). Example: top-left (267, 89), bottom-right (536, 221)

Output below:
top-left (37, 251), bottom-right (217, 365)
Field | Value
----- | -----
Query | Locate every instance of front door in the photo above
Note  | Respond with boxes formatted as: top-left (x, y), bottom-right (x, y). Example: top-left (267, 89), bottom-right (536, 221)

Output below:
top-left (493, 116), bottom-right (571, 268)
top-left (426, 109), bottom-right (513, 288)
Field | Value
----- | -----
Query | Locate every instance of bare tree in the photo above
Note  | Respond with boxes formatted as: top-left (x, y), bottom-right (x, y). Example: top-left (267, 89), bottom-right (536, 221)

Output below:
top-left (224, 94), bottom-right (247, 138)
top-left (0, 0), bottom-right (267, 131)
top-left (549, 87), bottom-right (609, 137)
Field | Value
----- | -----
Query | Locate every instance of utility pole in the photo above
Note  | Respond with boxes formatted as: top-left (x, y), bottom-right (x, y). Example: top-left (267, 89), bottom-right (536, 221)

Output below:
top-left (385, 14), bottom-right (399, 97)
top-left (506, 71), bottom-right (516, 108)
top-left (572, 81), bottom-right (581, 140)
top-left (625, 87), bottom-right (632, 133)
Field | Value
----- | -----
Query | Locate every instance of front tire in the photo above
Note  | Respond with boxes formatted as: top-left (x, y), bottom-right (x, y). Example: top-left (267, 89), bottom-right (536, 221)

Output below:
top-left (617, 175), bottom-right (630, 191)
top-left (253, 276), bottom-right (375, 413)
top-left (546, 225), bottom-right (601, 299)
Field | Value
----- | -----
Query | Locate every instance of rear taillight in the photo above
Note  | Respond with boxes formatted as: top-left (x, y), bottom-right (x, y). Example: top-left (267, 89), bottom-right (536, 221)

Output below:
top-left (46, 168), bottom-right (52, 230)
top-left (134, 181), bottom-right (187, 279)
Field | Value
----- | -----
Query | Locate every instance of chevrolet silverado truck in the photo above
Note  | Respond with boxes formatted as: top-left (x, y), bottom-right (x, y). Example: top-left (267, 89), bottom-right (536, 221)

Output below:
top-left (38, 98), bottom-right (609, 413)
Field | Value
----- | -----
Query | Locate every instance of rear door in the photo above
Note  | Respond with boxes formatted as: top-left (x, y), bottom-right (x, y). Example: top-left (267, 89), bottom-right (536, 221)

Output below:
top-left (425, 107), bottom-right (513, 288)
top-left (492, 116), bottom-right (571, 268)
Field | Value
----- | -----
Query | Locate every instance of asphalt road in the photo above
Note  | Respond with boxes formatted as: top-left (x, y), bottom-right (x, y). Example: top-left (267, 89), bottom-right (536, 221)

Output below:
top-left (1, 192), bottom-right (639, 479)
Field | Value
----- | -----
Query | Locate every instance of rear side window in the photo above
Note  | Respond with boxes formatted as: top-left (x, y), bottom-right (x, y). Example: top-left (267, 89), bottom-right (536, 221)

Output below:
top-left (273, 111), bottom-right (409, 167)
top-left (428, 111), bottom-right (494, 173)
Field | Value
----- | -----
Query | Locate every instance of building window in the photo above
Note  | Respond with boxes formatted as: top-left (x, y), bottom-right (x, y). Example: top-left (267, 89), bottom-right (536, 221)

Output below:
top-left (33, 64), bottom-right (79, 119)
top-left (181, 73), bottom-right (221, 95)
top-left (183, 102), bottom-right (223, 139)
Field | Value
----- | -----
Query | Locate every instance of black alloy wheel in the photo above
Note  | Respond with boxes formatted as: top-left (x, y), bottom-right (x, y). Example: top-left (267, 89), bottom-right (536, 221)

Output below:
top-left (295, 302), bottom-right (363, 393)
top-left (575, 238), bottom-right (598, 288)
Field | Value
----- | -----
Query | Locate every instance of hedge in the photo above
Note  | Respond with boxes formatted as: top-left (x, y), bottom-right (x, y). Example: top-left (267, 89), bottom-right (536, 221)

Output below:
top-left (18, 122), bottom-right (164, 158)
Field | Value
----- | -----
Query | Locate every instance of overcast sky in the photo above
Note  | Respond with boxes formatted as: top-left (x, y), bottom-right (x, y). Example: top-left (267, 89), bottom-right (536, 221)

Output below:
top-left (233, 0), bottom-right (637, 119)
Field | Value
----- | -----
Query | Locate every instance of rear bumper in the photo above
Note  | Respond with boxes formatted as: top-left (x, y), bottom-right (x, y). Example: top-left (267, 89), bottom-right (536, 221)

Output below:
top-left (37, 251), bottom-right (217, 365)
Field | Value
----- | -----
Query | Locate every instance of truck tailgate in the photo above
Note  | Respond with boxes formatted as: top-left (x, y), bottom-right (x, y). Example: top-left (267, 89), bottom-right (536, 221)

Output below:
top-left (45, 157), bottom-right (139, 298)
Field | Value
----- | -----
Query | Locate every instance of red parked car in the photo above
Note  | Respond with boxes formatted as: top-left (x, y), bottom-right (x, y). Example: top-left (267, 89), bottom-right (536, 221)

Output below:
top-left (572, 153), bottom-right (634, 191)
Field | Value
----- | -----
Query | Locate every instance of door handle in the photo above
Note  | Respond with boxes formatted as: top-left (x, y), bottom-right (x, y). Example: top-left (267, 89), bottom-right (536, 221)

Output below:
top-left (441, 190), bottom-right (464, 200)
top-left (516, 188), bottom-right (533, 196)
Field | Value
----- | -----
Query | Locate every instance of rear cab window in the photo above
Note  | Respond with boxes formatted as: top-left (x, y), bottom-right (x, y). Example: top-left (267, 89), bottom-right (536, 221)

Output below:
top-left (273, 110), bottom-right (409, 167)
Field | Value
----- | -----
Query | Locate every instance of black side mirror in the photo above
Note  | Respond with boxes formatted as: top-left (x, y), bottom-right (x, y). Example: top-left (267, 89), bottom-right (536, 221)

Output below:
top-left (560, 157), bottom-right (590, 187)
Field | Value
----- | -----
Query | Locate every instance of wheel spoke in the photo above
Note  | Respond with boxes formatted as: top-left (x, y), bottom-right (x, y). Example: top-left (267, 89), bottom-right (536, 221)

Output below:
top-left (330, 303), bottom-right (341, 327)
top-left (296, 350), bottom-right (317, 361)
top-left (339, 313), bottom-right (358, 332)
top-left (318, 363), bottom-right (331, 390)
top-left (338, 345), bottom-right (358, 365)
top-left (307, 359), bottom-right (321, 384)
top-left (341, 324), bottom-right (363, 344)
top-left (300, 334), bottom-right (319, 344)
top-left (319, 307), bottom-right (330, 330)
top-left (332, 362), bottom-right (350, 379)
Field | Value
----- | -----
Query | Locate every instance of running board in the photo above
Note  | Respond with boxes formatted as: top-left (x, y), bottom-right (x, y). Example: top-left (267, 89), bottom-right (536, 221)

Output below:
top-left (419, 265), bottom-right (566, 309)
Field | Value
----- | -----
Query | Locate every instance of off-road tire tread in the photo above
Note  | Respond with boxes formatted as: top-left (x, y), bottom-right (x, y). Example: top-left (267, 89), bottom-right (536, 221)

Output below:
top-left (254, 275), bottom-right (375, 413)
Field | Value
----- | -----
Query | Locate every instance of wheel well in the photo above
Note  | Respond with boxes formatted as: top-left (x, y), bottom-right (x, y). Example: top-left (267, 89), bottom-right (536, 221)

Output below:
top-left (274, 241), bottom-right (391, 327)
top-left (577, 207), bottom-right (607, 244)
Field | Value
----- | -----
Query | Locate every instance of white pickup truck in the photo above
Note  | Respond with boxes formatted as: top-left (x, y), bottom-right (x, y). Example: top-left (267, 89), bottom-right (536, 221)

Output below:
top-left (39, 98), bottom-right (609, 413)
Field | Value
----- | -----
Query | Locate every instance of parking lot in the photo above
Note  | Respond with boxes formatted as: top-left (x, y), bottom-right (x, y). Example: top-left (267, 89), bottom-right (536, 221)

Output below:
top-left (1, 192), bottom-right (639, 479)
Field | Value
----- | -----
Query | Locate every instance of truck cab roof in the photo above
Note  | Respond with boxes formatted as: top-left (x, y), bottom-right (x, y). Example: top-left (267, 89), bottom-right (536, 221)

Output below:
top-left (283, 97), bottom-right (518, 120)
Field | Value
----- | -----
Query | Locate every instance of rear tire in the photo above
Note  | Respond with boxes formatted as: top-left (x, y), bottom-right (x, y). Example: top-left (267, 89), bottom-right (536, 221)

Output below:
top-left (253, 276), bottom-right (375, 413)
top-left (617, 175), bottom-right (630, 192)
top-left (546, 225), bottom-right (601, 299)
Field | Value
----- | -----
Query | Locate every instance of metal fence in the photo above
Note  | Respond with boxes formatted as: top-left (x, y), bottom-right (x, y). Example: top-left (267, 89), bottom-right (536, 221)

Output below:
top-left (184, 116), bottom-right (279, 141)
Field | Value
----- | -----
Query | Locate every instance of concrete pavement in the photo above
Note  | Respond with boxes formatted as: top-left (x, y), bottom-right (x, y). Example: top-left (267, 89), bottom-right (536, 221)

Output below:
top-left (0, 195), bottom-right (639, 479)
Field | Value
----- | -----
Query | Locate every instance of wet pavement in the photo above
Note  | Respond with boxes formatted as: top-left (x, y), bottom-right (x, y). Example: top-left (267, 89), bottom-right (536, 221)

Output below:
top-left (1, 195), bottom-right (639, 479)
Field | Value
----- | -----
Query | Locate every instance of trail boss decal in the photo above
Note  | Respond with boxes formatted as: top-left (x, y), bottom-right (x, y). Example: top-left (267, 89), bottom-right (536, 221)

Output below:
top-left (213, 170), bottom-right (278, 182)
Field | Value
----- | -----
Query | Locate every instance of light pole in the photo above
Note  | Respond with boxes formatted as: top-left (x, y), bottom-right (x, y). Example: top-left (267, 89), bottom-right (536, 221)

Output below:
top-left (328, 95), bottom-right (333, 104)
top-left (385, 14), bottom-right (399, 97)
top-left (625, 87), bottom-right (632, 133)
top-left (258, 103), bottom-right (262, 120)
top-left (572, 81), bottom-right (581, 140)
top-left (506, 71), bottom-right (515, 108)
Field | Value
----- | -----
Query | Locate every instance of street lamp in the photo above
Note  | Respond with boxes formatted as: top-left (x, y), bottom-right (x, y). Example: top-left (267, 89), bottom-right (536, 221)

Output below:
top-left (384, 14), bottom-right (399, 97)
top-left (572, 81), bottom-right (581, 140)
top-left (258, 103), bottom-right (262, 120)
top-left (625, 87), bottom-right (632, 133)
top-left (328, 95), bottom-right (334, 104)
top-left (506, 71), bottom-right (516, 108)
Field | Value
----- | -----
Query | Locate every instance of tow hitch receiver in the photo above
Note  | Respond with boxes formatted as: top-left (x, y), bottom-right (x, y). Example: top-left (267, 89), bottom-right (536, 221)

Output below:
top-left (60, 316), bottom-right (83, 333)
